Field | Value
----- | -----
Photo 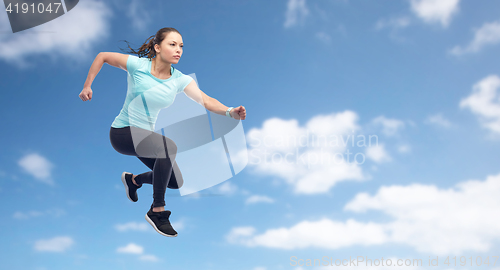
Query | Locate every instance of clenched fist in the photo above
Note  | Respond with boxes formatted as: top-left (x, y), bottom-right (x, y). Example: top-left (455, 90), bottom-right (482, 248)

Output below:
top-left (79, 87), bottom-right (93, 101)
top-left (230, 105), bottom-right (246, 120)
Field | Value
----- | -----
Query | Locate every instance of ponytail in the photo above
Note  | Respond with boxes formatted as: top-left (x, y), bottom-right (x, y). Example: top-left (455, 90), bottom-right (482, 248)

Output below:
top-left (120, 27), bottom-right (181, 59)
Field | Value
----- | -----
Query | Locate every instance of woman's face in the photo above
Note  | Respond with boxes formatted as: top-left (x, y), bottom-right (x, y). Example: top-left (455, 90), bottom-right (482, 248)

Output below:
top-left (155, 32), bottom-right (183, 64)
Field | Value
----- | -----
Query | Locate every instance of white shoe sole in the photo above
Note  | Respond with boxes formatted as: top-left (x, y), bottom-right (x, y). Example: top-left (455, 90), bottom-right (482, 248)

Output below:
top-left (145, 213), bottom-right (178, 237)
top-left (121, 172), bottom-right (134, 202)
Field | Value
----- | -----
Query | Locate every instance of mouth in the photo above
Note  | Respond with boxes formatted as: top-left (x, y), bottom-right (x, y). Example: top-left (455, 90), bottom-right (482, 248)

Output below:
top-left (174, 55), bottom-right (180, 59)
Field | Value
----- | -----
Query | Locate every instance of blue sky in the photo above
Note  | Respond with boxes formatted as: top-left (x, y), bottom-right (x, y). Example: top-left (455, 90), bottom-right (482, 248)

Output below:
top-left (1, 0), bottom-right (500, 269)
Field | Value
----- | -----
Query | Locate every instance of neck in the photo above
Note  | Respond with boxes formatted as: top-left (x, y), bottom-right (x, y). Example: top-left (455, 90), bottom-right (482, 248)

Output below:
top-left (152, 57), bottom-right (171, 76)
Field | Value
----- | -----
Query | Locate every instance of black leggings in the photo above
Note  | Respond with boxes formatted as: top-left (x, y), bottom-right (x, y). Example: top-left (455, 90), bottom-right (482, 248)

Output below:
top-left (109, 126), bottom-right (183, 207)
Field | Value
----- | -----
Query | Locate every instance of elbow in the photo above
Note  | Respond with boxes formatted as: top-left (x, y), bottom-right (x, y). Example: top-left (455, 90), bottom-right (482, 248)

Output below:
top-left (97, 52), bottom-right (107, 64)
top-left (204, 97), bottom-right (214, 110)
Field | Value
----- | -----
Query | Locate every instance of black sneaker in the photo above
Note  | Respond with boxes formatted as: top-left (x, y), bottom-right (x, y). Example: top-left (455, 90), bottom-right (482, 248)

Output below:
top-left (121, 172), bottom-right (141, 202)
top-left (145, 207), bottom-right (178, 237)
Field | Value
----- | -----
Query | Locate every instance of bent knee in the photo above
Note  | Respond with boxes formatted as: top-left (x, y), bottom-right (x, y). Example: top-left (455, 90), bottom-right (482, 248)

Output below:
top-left (168, 179), bottom-right (183, 189)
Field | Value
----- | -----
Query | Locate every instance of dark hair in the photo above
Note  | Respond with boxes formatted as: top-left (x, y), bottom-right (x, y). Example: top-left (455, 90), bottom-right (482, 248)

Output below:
top-left (121, 27), bottom-right (181, 59)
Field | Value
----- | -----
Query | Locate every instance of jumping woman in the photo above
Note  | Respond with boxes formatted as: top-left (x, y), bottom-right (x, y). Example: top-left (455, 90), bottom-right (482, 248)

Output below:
top-left (78, 27), bottom-right (247, 237)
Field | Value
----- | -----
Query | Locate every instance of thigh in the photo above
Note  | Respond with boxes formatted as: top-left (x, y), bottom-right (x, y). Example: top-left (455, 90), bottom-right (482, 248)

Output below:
top-left (109, 127), bottom-right (137, 156)
top-left (133, 128), bottom-right (178, 160)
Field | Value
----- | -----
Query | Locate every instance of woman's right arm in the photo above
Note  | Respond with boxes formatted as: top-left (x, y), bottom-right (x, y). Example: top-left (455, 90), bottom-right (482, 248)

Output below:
top-left (79, 52), bottom-right (130, 102)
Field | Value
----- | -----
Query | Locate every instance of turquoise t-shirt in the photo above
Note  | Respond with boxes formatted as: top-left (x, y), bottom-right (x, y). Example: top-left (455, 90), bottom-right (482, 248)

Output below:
top-left (111, 55), bottom-right (194, 131)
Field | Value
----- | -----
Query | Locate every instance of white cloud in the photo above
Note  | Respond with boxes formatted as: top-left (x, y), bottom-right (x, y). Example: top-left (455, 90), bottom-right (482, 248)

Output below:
top-left (117, 243), bottom-right (160, 262)
top-left (13, 209), bottom-right (64, 219)
top-left (225, 226), bottom-right (255, 243)
top-left (18, 153), bottom-right (54, 185)
top-left (0, 0), bottom-right (111, 66)
top-left (409, 0), bottom-right (460, 27)
top-left (459, 75), bottom-right (500, 134)
top-left (117, 243), bottom-right (144, 254)
top-left (171, 219), bottom-right (185, 231)
top-left (217, 181), bottom-right (238, 195)
top-left (424, 113), bottom-right (452, 128)
top-left (365, 144), bottom-right (391, 163)
top-left (226, 219), bottom-right (387, 250)
top-left (229, 172), bottom-right (500, 254)
top-left (315, 32), bottom-right (332, 44)
top-left (246, 111), bottom-right (365, 194)
top-left (375, 17), bottom-right (411, 31)
top-left (345, 172), bottom-right (500, 254)
top-left (375, 17), bottom-right (412, 42)
top-left (139, 254), bottom-right (160, 262)
top-left (115, 222), bottom-right (149, 232)
top-left (397, 144), bottom-right (412, 153)
top-left (371, 116), bottom-right (405, 137)
top-left (14, 211), bottom-right (43, 219)
top-left (34, 236), bottom-right (74, 252)
top-left (450, 21), bottom-right (500, 55)
top-left (284, 0), bottom-right (309, 28)
top-left (246, 195), bottom-right (275, 205)
top-left (127, 0), bottom-right (150, 32)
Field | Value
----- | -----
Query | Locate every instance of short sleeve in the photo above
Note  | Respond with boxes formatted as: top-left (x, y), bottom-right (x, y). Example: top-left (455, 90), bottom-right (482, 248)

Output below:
top-left (126, 55), bottom-right (141, 75)
top-left (176, 74), bottom-right (195, 94)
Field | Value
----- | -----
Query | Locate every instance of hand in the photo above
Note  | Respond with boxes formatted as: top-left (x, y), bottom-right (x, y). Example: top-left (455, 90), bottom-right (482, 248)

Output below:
top-left (79, 87), bottom-right (93, 101)
top-left (230, 105), bottom-right (246, 120)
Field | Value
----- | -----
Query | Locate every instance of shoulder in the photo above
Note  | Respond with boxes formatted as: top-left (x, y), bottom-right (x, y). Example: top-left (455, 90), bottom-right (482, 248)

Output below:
top-left (129, 55), bottom-right (149, 65)
top-left (172, 66), bottom-right (183, 77)
top-left (172, 67), bottom-right (192, 80)
top-left (172, 67), bottom-right (194, 94)
top-left (127, 55), bottom-right (149, 73)
top-left (173, 68), bottom-right (193, 81)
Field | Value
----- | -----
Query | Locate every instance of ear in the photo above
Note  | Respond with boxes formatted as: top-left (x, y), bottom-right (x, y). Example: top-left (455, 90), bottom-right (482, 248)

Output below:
top-left (154, 44), bottom-right (160, 53)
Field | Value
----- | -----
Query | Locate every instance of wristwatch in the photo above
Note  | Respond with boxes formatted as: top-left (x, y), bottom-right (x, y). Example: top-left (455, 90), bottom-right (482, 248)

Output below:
top-left (226, 107), bottom-right (234, 118)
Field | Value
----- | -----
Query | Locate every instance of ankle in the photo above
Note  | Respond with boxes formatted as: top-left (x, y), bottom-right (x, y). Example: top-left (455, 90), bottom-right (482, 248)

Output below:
top-left (132, 175), bottom-right (140, 187)
top-left (152, 206), bottom-right (165, 212)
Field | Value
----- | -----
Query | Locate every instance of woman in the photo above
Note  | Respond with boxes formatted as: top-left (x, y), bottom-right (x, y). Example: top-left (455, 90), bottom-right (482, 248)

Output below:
top-left (78, 27), bottom-right (246, 237)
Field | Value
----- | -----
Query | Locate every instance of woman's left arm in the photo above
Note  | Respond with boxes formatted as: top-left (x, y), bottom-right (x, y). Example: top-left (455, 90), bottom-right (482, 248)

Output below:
top-left (183, 80), bottom-right (246, 120)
